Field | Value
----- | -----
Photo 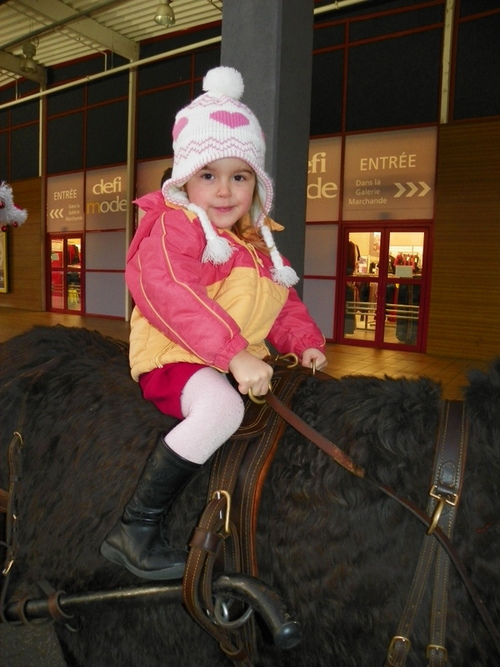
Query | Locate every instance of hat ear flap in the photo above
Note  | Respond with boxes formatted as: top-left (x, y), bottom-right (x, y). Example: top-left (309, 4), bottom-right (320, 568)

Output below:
top-left (162, 182), bottom-right (188, 207)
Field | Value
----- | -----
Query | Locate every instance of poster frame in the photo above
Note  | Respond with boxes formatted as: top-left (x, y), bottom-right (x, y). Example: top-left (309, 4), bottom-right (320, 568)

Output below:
top-left (0, 230), bottom-right (7, 293)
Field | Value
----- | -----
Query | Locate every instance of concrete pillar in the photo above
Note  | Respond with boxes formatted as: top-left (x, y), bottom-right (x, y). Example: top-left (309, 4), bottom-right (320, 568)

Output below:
top-left (221, 0), bottom-right (314, 287)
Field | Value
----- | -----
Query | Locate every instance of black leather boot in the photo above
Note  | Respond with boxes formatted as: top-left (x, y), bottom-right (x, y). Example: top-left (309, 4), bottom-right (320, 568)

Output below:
top-left (100, 437), bottom-right (200, 580)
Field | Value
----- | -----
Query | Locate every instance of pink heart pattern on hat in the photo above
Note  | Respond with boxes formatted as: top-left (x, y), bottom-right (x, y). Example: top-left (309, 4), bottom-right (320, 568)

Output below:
top-left (210, 111), bottom-right (250, 128)
top-left (172, 116), bottom-right (188, 141)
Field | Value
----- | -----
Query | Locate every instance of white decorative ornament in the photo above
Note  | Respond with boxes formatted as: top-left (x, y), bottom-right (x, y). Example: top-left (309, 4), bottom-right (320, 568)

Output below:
top-left (0, 181), bottom-right (28, 231)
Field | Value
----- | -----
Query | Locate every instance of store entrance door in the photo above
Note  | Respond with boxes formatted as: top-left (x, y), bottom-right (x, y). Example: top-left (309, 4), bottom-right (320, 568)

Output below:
top-left (49, 235), bottom-right (83, 313)
top-left (340, 227), bottom-right (429, 350)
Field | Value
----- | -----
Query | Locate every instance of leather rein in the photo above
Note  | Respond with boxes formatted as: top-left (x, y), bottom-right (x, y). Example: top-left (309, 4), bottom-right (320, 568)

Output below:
top-left (249, 358), bottom-right (500, 658)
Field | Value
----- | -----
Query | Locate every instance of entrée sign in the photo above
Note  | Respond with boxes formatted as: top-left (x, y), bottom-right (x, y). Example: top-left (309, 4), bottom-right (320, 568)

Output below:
top-left (47, 173), bottom-right (84, 232)
top-left (343, 127), bottom-right (437, 220)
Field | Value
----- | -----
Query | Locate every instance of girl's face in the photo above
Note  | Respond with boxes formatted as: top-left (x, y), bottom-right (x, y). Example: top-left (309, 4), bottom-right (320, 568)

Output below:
top-left (185, 157), bottom-right (256, 230)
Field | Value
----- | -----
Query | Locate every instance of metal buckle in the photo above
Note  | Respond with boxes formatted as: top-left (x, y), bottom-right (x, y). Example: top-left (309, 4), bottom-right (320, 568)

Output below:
top-left (248, 383), bottom-right (273, 405)
top-left (387, 635), bottom-right (411, 664)
top-left (426, 643), bottom-right (448, 661)
top-left (214, 597), bottom-right (254, 629)
top-left (212, 489), bottom-right (231, 536)
top-left (427, 485), bottom-right (459, 535)
top-left (274, 352), bottom-right (299, 368)
top-left (2, 556), bottom-right (14, 576)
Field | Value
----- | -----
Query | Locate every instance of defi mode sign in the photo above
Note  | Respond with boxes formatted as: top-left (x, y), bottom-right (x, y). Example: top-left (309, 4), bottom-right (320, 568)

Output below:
top-left (86, 176), bottom-right (127, 214)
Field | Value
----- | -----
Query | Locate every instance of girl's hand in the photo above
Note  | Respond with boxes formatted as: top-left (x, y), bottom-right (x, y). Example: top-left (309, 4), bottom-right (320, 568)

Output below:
top-left (229, 350), bottom-right (273, 397)
top-left (301, 348), bottom-right (327, 372)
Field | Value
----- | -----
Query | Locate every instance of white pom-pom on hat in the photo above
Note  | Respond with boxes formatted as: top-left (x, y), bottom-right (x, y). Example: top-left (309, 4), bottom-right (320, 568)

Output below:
top-left (202, 66), bottom-right (244, 100)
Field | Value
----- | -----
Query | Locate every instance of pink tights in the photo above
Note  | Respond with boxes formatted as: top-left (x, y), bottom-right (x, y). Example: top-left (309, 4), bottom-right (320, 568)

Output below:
top-left (163, 367), bottom-right (245, 465)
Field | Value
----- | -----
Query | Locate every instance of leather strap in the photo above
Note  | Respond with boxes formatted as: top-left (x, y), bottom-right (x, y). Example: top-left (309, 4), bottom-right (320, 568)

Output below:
top-left (385, 400), bottom-right (467, 666)
top-left (265, 391), bottom-right (365, 478)
top-left (1, 430), bottom-right (25, 624)
top-left (263, 390), bottom-right (500, 657)
top-left (0, 488), bottom-right (7, 514)
top-left (182, 365), bottom-right (304, 666)
top-left (427, 400), bottom-right (467, 667)
top-left (1, 356), bottom-right (68, 625)
top-left (183, 452), bottom-right (252, 664)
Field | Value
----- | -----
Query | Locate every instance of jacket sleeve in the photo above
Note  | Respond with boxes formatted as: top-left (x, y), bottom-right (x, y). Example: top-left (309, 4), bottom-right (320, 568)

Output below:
top-left (126, 205), bottom-right (248, 371)
top-left (266, 287), bottom-right (326, 358)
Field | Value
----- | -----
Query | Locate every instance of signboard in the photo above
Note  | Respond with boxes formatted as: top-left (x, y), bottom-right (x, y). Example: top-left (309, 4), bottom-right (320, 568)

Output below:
top-left (343, 127), bottom-right (437, 220)
top-left (86, 165), bottom-right (128, 230)
top-left (306, 137), bottom-right (342, 222)
top-left (47, 173), bottom-right (84, 232)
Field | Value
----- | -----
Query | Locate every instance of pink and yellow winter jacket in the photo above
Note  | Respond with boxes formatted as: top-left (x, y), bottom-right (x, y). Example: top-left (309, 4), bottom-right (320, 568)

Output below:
top-left (126, 191), bottom-right (325, 381)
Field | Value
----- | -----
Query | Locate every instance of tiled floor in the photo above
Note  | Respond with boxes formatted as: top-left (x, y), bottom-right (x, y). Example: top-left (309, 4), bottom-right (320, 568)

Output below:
top-left (0, 307), bottom-right (490, 400)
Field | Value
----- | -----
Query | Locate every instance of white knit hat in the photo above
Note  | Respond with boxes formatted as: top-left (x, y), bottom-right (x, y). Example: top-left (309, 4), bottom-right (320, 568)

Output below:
top-left (161, 66), bottom-right (298, 288)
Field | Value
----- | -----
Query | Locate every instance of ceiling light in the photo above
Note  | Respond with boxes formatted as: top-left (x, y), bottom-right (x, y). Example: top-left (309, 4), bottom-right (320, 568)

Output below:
top-left (20, 40), bottom-right (38, 75)
top-left (154, 0), bottom-right (175, 27)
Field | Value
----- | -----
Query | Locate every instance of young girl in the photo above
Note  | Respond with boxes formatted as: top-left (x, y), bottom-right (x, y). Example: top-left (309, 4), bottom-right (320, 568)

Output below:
top-left (101, 66), bottom-right (327, 581)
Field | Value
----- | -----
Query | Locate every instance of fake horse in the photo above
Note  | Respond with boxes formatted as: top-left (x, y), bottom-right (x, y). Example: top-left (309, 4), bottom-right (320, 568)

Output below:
top-left (1, 326), bottom-right (499, 666)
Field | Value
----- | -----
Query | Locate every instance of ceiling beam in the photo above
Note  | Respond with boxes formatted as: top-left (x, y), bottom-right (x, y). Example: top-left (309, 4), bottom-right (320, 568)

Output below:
top-left (17, 0), bottom-right (139, 62)
top-left (0, 50), bottom-right (47, 85)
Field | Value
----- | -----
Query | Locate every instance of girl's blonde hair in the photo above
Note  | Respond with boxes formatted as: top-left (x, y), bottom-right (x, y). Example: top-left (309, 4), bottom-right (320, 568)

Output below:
top-left (232, 191), bottom-right (271, 255)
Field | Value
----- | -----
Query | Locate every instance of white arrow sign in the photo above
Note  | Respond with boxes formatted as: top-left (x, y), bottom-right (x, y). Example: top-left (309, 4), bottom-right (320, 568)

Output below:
top-left (394, 182), bottom-right (406, 197)
top-left (394, 182), bottom-right (431, 198)
top-left (418, 181), bottom-right (430, 197)
top-left (50, 208), bottom-right (64, 219)
top-left (407, 182), bottom-right (418, 197)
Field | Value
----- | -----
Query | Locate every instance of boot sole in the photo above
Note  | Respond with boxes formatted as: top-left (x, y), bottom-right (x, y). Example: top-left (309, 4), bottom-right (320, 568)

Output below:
top-left (100, 541), bottom-right (185, 581)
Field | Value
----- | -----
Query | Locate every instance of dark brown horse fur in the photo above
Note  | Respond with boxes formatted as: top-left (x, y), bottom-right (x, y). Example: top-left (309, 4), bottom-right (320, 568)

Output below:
top-left (0, 326), bottom-right (499, 666)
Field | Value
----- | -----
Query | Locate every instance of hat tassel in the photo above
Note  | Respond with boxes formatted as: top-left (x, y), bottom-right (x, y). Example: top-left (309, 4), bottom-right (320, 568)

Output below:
top-left (187, 203), bottom-right (234, 265)
top-left (259, 223), bottom-right (299, 288)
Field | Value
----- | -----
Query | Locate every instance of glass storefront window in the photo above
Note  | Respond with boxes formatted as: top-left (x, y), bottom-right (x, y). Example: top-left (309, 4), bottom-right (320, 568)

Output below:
top-left (50, 239), bottom-right (64, 310)
top-left (343, 231), bottom-right (379, 341)
top-left (384, 281), bottom-right (420, 345)
top-left (342, 228), bottom-right (427, 349)
top-left (67, 237), bottom-right (81, 311)
top-left (67, 272), bottom-right (81, 311)
top-left (49, 236), bottom-right (82, 313)
top-left (384, 231), bottom-right (424, 345)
